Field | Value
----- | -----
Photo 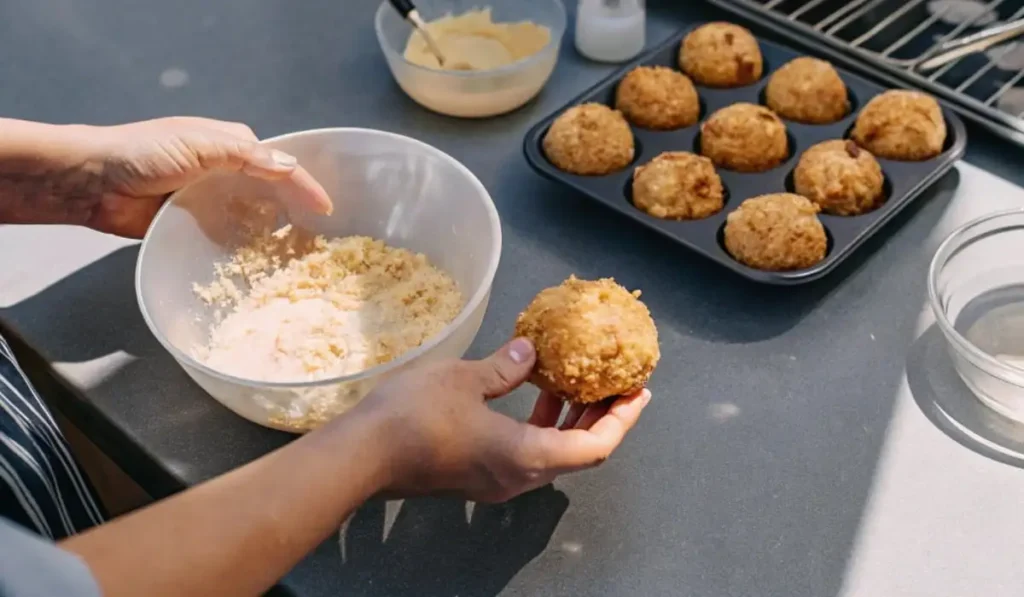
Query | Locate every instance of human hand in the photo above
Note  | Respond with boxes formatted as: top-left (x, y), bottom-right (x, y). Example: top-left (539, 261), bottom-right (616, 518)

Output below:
top-left (77, 117), bottom-right (332, 238)
top-left (353, 338), bottom-right (652, 503)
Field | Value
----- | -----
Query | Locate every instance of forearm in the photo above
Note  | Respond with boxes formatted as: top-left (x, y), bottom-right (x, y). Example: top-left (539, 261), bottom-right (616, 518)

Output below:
top-left (0, 118), bottom-right (104, 227)
top-left (61, 409), bottom-right (393, 597)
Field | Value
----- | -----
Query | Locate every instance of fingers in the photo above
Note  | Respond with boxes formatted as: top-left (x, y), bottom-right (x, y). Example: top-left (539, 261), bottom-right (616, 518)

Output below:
top-left (277, 165), bottom-right (334, 215)
top-left (234, 142), bottom-right (301, 178)
top-left (558, 403), bottom-right (586, 430)
top-left (573, 400), bottom-right (611, 431)
top-left (469, 338), bottom-right (536, 400)
top-left (183, 131), bottom-right (334, 216)
top-left (523, 389), bottom-right (651, 473)
top-left (199, 120), bottom-right (258, 142)
top-left (527, 391), bottom-right (565, 427)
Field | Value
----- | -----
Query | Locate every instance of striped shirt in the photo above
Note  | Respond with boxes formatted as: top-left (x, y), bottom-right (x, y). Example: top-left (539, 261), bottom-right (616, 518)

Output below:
top-left (0, 332), bottom-right (104, 538)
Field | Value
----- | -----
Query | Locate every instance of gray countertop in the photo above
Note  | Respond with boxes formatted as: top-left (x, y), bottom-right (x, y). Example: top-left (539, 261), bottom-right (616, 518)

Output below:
top-left (2, 1), bottom-right (1024, 596)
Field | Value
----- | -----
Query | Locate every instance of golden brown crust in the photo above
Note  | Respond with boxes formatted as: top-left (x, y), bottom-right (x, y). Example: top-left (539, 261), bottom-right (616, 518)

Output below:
top-left (615, 66), bottom-right (701, 130)
top-left (723, 193), bottom-right (828, 271)
top-left (542, 103), bottom-right (635, 175)
top-left (632, 151), bottom-right (724, 220)
top-left (679, 22), bottom-right (763, 88)
top-left (514, 276), bottom-right (660, 404)
top-left (851, 90), bottom-right (946, 161)
top-left (765, 57), bottom-right (850, 124)
top-left (701, 103), bottom-right (788, 172)
top-left (794, 140), bottom-right (885, 216)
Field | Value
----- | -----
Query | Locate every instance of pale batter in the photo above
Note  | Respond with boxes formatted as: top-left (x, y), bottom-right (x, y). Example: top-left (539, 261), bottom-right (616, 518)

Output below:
top-left (403, 8), bottom-right (551, 71)
top-left (193, 229), bottom-right (463, 384)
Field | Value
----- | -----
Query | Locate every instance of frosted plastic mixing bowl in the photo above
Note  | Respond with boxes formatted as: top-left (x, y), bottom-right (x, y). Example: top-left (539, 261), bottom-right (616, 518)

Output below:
top-left (374, 0), bottom-right (566, 118)
top-left (136, 128), bottom-right (501, 432)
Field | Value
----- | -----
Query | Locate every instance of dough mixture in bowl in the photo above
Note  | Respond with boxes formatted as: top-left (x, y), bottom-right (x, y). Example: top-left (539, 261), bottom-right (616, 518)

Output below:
top-left (403, 8), bottom-right (551, 71)
top-left (193, 226), bottom-right (463, 384)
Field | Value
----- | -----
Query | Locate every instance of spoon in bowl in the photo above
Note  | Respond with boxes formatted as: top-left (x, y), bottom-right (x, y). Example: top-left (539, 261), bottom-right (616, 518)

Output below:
top-left (388, 0), bottom-right (464, 69)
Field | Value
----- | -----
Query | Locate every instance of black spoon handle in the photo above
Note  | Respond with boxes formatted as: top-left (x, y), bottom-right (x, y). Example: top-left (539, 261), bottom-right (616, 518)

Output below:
top-left (388, 0), bottom-right (416, 19)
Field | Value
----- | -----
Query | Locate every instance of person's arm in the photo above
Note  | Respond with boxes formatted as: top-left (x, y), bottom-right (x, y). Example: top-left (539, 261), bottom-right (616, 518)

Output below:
top-left (0, 119), bottom-right (105, 228)
top-left (60, 339), bottom-right (650, 597)
top-left (0, 117), bottom-right (331, 237)
top-left (61, 408), bottom-right (390, 597)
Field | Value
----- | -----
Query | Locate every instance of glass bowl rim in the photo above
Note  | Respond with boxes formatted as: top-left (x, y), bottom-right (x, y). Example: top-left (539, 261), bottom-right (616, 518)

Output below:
top-left (927, 207), bottom-right (1024, 380)
top-left (373, 0), bottom-right (567, 80)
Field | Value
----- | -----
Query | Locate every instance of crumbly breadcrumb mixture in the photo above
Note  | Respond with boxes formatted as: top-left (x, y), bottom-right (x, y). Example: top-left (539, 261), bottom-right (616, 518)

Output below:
top-left (193, 226), bottom-right (463, 385)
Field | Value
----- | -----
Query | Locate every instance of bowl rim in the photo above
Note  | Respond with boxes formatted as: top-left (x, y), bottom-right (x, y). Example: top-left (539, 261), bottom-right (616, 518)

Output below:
top-left (373, 0), bottom-right (567, 79)
top-left (927, 207), bottom-right (1024, 378)
top-left (135, 127), bottom-right (503, 390)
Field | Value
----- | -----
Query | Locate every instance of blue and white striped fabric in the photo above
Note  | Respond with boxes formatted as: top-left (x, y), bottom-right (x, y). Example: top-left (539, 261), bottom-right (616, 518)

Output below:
top-left (0, 333), bottom-right (104, 538)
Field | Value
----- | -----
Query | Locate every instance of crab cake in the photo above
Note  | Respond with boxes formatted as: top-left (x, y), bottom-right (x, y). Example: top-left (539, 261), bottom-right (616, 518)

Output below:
top-left (615, 65), bottom-right (701, 130)
top-left (514, 276), bottom-right (660, 404)
top-left (543, 103), bottom-right (635, 175)
top-left (765, 57), bottom-right (850, 124)
top-left (794, 140), bottom-right (885, 216)
top-left (701, 103), bottom-right (788, 172)
top-left (680, 22), bottom-right (763, 88)
top-left (851, 90), bottom-right (946, 161)
top-left (632, 152), bottom-right (724, 220)
top-left (724, 193), bottom-right (827, 271)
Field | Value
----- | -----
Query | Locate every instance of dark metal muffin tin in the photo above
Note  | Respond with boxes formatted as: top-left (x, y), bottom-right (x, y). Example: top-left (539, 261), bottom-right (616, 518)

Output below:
top-left (522, 26), bottom-right (968, 285)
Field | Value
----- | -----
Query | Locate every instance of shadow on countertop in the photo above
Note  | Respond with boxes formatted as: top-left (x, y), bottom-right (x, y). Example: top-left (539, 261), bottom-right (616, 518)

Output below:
top-left (335, 487), bottom-right (569, 597)
top-left (907, 324), bottom-right (1024, 468)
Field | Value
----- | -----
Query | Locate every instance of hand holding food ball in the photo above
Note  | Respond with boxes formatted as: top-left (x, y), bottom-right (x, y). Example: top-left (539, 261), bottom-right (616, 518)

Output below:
top-left (353, 338), bottom-right (652, 503)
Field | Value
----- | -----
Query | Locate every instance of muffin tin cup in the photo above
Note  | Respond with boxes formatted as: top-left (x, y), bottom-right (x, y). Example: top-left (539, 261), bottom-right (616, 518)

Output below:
top-left (522, 26), bottom-right (967, 285)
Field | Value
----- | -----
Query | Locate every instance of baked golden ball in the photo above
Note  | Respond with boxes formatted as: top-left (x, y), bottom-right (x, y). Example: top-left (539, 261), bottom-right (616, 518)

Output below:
top-left (543, 103), bottom-right (635, 175)
top-left (794, 140), bottom-right (885, 216)
top-left (632, 151), bottom-right (724, 220)
top-left (680, 22), bottom-right (763, 88)
top-left (851, 90), bottom-right (946, 161)
top-left (723, 193), bottom-right (828, 271)
top-left (701, 103), bottom-right (788, 172)
top-left (765, 57), bottom-right (850, 124)
top-left (514, 276), bottom-right (660, 404)
top-left (615, 65), bottom-right (701, 130)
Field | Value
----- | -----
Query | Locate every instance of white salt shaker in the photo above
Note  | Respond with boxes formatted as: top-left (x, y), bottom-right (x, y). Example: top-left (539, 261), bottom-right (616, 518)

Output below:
top-left (575, 0), bottom-right (646, 63)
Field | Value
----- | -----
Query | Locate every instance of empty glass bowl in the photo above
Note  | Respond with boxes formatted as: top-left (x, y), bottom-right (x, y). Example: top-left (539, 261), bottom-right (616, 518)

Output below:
top-left (136, 128), bottom-right (501, 432)
top-left (374, 0), bottom-right (566, 118)
top-left (929, 208), bottom-right (1024, 423)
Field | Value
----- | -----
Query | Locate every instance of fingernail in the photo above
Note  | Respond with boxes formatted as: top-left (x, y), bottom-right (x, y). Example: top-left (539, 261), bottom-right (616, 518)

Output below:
top-left (640, 389), bottom-right (652, 406)
top-left (271, 149), bottom-right (297, 169)
top-left (508, 337), bottom-right (535, 364)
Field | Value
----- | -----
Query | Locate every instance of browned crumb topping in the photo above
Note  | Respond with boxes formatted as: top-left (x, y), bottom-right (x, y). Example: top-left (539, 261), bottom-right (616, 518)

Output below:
top-left (514, 276), bottom-right (660, 404)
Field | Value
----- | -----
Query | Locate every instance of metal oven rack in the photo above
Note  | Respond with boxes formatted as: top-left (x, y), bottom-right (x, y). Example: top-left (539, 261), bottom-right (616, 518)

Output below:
top-left (707, 0), bottom-right (1024, 145)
